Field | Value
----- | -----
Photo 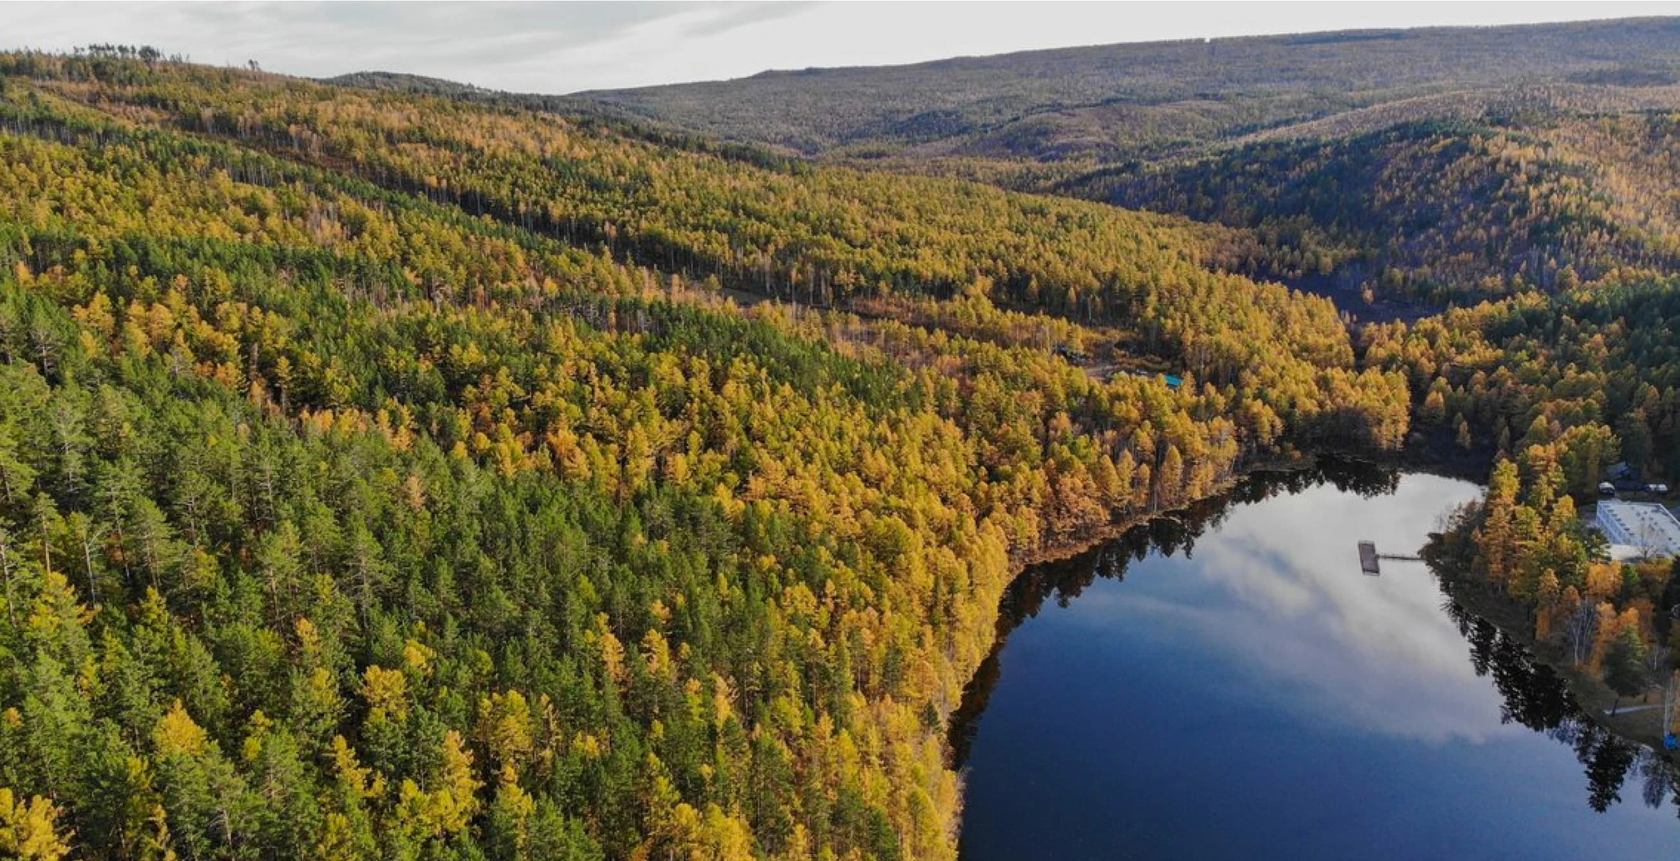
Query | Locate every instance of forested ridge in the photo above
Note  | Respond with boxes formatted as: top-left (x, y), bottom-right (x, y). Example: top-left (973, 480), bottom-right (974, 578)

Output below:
top-left (0, 50), bottom-right (1412, 861)
top-left (1066, 113), bottom-right (1680, 306)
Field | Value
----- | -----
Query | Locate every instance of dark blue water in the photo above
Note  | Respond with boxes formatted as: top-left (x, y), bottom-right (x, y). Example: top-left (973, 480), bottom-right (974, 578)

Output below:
top-left (956, 469), bottom-right (1680, 861)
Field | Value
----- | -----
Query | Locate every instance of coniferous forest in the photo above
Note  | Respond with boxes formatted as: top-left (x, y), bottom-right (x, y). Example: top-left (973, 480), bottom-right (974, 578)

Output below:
top-left (4, 17), bottom-right (1680, 860)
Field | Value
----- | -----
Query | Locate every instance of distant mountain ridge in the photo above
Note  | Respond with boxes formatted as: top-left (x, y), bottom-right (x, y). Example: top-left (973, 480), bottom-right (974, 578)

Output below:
top-left (325, 70), bottom-right (495, 97)
top-left (560, 17), bottom-right (1680, 161)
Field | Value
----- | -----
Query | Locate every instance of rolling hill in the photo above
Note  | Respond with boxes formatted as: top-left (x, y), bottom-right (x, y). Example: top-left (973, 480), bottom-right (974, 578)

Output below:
top-left (569, 17), bottom-right (1680, 162)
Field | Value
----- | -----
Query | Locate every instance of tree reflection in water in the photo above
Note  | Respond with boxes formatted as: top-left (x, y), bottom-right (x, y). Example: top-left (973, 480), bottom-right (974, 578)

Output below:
top-left (949, 458), bottom-right (1680, 816)
top-left (1444, 601), bottom-right (1679, 815)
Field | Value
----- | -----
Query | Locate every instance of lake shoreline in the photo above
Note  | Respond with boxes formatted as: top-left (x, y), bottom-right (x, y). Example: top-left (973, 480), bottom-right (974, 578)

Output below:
top-left (999, 440), bottom-right (1487, 603)
top-left (951, 451), bottom-right (1323, 770)
top-left (952, 466), bottom-right (1680, 860)
top-left (1001, 446), bottom-right (1432, 572)
top-left (1436, 566), bottom-right (1680, 763)
top-left (957, 446), bottom-right (1420, 762)
top-left (950, 440), bottom-right (1636, 850)
top-left (1001, 437), bottom-right (1680, 766)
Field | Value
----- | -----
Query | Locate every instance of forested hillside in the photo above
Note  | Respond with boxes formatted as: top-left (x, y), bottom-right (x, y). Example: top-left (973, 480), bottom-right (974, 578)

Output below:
top-left (522, 18), bottom-right (1680, 312)
top-left (0, 51), bottom-right (1408, 861)
top-left (1367, 274), bottom-right (1680, 483)
top-left (1069, 114), bottom-right (1680, 305)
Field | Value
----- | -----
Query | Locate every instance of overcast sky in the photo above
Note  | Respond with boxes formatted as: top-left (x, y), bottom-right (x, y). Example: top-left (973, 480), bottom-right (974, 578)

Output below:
top-left (2, 2), bottom-right (1672, 94)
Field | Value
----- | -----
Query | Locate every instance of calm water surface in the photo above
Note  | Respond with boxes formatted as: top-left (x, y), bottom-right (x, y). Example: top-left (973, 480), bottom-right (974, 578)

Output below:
top-left (956, 468), bottom-right (1680, 861)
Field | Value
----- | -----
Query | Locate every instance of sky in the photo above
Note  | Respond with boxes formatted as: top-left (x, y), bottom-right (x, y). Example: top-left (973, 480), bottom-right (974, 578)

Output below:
top-left (1, 1), bottom-right (1674, 94)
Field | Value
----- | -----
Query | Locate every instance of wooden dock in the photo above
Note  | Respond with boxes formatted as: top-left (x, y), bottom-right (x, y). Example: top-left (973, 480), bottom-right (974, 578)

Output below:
top-left (1358, 541), bottom-right (1380, 575)
top-left (1357, 541), bottom-right (1422, 575)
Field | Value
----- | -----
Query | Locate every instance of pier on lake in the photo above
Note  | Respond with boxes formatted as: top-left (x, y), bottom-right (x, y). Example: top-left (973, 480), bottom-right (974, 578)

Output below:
top-left (1358, 541), bottom-right (1422, 575)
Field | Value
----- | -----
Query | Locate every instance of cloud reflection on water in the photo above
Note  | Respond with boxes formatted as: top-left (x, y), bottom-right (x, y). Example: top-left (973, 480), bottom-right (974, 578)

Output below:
top-left (1068, 474), bottom-right (1504, 743)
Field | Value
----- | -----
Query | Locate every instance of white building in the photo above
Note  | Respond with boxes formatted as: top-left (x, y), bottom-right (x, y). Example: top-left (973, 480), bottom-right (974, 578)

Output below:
top-left (1596, 500), bottom-right (1680, 560)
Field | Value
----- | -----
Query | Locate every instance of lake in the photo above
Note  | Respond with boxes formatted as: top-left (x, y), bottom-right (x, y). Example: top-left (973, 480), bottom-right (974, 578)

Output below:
top-left (954, 465), bottom-right (1680, 860)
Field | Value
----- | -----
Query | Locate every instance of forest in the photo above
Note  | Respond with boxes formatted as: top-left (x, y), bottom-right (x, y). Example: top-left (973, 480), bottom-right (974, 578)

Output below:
top-left (6, 21), bottom-right (1680, 859)
top-left (0, 49), bottom-right (1409, 861)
